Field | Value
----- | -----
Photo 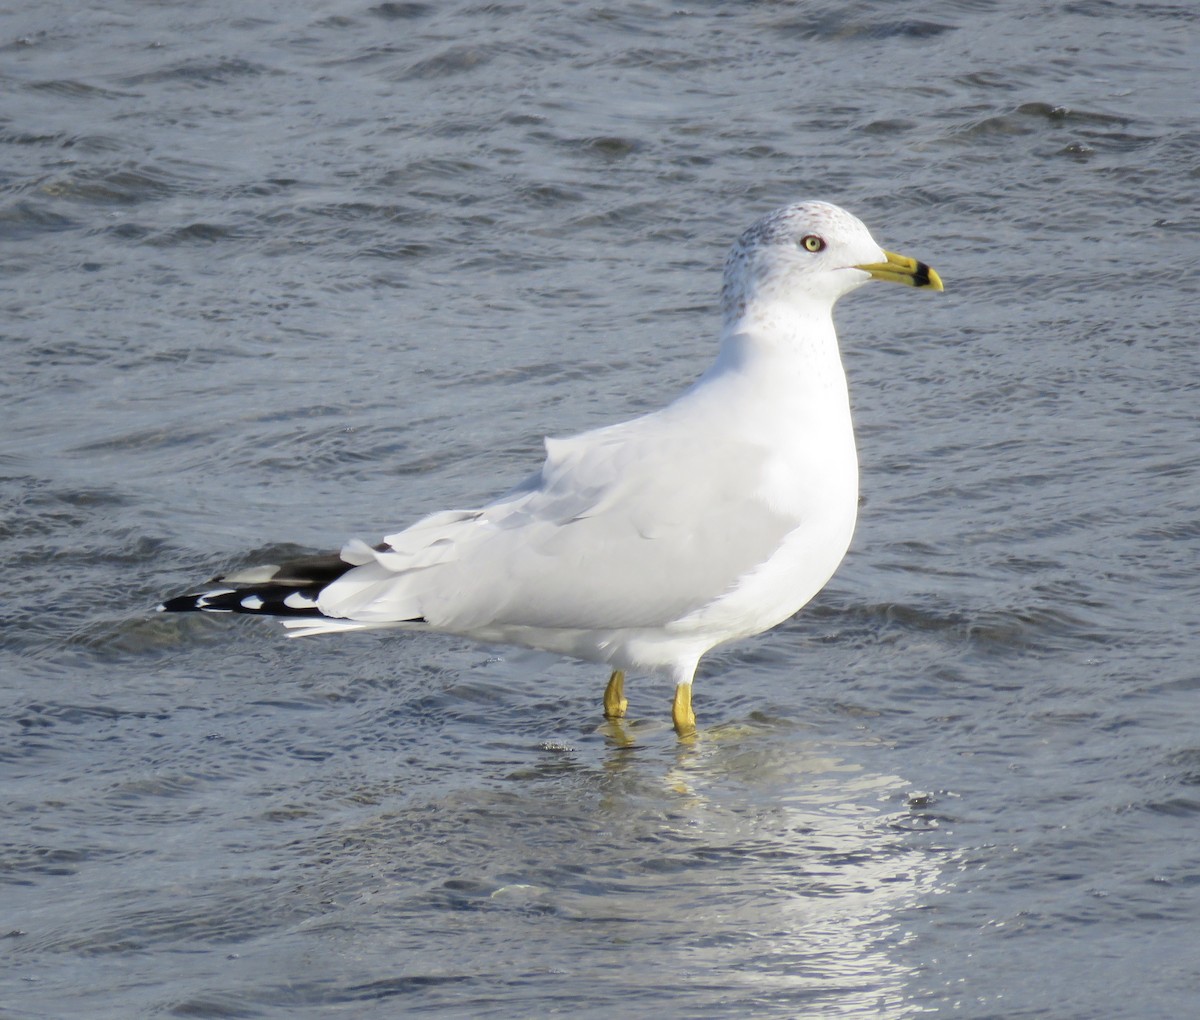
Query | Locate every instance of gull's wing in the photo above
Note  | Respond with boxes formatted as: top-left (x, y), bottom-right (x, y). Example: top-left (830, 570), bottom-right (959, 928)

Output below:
top-left (316, 414), bottom-right (801, 633)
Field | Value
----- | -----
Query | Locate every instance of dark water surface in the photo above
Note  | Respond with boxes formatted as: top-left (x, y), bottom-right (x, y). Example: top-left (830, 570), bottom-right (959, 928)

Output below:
top-left (3, 1), bottom-right (1199, 1017)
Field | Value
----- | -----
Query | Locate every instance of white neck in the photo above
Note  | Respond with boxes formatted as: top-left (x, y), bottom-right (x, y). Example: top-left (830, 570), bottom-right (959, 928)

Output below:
top-left (710, 301), bottom-right (847, 396)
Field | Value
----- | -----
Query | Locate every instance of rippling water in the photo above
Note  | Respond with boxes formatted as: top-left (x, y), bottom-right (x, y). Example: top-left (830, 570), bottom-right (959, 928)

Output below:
top-left (3, 1), bottom-right (1199, 1016)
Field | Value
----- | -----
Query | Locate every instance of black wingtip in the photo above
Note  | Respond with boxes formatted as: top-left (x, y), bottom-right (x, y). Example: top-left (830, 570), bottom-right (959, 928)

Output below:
top-left (159, 593), bottom-right (205, 613)
top-left (160, 550), bottom-right (365, 619)
top-left (158, 586), bottom-right (328, 617)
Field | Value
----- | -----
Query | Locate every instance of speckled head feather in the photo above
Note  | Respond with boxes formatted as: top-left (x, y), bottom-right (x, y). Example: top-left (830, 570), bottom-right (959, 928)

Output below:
top-left (720, 201), bottom-right (886, 325)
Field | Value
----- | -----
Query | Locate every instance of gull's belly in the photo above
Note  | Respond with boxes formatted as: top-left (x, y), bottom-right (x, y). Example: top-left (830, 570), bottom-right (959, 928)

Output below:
top-left (673, 428), bottom-right (859, 644)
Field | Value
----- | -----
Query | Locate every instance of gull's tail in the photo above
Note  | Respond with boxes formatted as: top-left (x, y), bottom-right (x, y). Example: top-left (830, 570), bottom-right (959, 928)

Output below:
top-left (158, 546), bottom-right (430, 637)
top-left (160, 552), bottom-right (359, 622)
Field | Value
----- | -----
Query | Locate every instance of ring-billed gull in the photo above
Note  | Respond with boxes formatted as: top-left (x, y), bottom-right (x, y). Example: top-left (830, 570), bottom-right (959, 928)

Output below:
top-left (160, 201), bottom-right (942, 736)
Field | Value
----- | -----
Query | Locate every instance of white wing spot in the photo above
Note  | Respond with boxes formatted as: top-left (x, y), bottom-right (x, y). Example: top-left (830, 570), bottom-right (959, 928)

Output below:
top-left (196, 589), bottom-right (236, 608)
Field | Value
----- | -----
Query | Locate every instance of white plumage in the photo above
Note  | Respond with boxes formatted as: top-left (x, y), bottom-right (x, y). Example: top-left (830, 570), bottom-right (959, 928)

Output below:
top-left (161, 201), bottom-right (942, 734)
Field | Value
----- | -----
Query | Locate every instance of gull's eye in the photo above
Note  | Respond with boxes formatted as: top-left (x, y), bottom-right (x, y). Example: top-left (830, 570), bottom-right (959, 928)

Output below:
top-left (800, 234), bottom-right (825, 253)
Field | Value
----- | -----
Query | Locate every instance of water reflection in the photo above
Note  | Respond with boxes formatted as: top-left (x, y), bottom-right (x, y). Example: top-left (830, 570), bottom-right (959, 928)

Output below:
top-left (283, 723), bottom-right (948, 1016)
top-left (632, 730), bottom-right (942, 1016)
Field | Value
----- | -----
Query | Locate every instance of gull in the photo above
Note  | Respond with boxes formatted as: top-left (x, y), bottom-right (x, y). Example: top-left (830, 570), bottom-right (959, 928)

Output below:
top-left (160, 201), bottom-right (942, 736)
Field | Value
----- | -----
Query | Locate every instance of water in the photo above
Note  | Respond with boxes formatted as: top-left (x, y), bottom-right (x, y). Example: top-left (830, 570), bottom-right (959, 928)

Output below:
top-left (3, 1), bottom-right (1198, 1016)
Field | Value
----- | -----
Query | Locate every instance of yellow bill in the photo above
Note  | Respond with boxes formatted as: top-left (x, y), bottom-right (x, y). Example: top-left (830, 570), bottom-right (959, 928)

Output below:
top-left (856, 250), bottom-right (943, 291)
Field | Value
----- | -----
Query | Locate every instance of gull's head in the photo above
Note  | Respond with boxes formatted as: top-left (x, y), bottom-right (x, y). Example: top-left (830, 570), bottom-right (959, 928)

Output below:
top-left (720, 200), bottom-right (942, 327)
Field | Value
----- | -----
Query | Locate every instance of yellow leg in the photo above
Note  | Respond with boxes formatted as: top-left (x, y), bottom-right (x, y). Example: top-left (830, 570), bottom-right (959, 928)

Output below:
top-left (603, 669), bottom-right (628, 719)
top-left (672, 682), bottom-right (696, 737)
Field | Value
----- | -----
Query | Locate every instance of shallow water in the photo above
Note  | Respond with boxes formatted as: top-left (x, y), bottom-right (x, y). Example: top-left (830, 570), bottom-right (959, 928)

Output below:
top-left (3, 1), bottom-right (1199, 1016)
